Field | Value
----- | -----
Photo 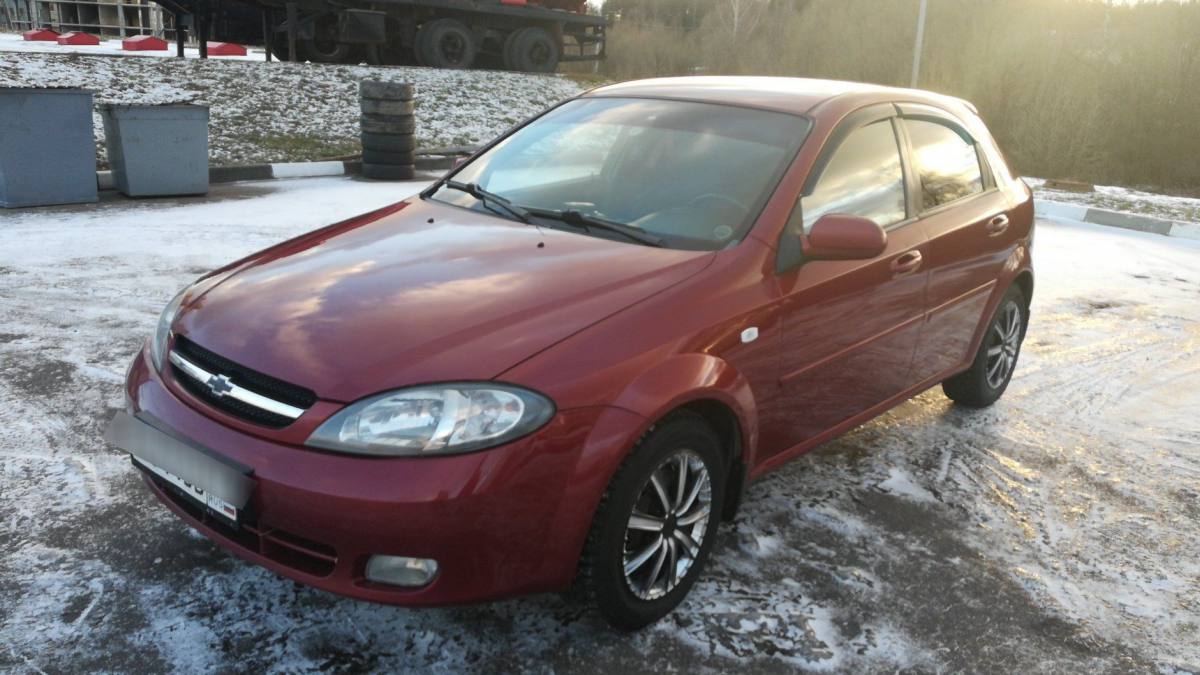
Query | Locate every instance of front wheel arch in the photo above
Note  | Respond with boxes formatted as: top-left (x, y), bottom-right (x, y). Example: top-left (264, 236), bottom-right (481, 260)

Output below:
top-left (672, 399), bottom-right (746, 521)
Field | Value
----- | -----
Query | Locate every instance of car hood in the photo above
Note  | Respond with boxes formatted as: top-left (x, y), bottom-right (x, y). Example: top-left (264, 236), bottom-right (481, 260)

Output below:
top-left (175, 198), bottom-right (713, 402)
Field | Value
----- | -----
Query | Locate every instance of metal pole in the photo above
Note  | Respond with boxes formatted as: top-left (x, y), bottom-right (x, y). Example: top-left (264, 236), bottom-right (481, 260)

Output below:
top-left (910, 0), bottom-right (927, 88)
top-left (285, 1), bottom-right (298, 62)
top-left (175, 13), bottom-right (186, 57)
top-left (197, 10), bottom-right (207, 58)
top-left (262, 9), bottom-right (272, 61)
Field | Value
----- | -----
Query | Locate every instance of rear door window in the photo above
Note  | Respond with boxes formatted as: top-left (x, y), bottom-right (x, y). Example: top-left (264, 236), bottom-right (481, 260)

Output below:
top-left (904, 118), bottom-right (984, 210)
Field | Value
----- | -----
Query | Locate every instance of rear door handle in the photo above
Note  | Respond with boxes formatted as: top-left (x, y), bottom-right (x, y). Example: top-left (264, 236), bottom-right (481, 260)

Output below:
top-left (891, 250), bottom-right (923, 277)
top-left (986, 214), bottom-right (1011, 236)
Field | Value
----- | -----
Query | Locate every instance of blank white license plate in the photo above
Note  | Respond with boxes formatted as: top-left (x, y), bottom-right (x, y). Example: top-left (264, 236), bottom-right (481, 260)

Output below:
top-left (136, 456), bottom-right (239, 524)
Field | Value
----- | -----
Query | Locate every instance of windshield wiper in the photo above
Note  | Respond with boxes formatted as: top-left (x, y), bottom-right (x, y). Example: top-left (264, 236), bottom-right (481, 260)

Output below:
top-left (442, 180), bottom-right (531, 224)
top-left (525, 207), bottom-right (665, 248)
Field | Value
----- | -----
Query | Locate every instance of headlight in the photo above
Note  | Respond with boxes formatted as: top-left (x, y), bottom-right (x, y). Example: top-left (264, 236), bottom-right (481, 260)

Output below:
top-left (150, 287), bottom-right (188, 372)
top-left (306, 384), bottom-right (555, 457)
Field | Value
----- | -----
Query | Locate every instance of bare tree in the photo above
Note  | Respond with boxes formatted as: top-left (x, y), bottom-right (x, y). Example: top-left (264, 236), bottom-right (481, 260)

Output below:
top-left (715, 0), bottom-right (770, 39)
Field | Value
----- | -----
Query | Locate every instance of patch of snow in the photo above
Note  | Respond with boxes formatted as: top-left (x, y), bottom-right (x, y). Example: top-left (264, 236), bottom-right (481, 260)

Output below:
top-left (1028, 175), bottom-right (1200, 225)
top-left (875, 467), bottom-right (937, 503)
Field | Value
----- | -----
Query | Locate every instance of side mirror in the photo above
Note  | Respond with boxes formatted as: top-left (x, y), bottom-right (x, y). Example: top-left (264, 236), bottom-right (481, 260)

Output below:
top-left (802, 214), bottom-right (888, 261)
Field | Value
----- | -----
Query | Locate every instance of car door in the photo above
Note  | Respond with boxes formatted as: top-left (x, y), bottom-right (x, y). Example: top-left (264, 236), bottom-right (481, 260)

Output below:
top-left (762, 105), bottom-right (929, 463)
top-left (897, 106), bottom-right (1017, 381)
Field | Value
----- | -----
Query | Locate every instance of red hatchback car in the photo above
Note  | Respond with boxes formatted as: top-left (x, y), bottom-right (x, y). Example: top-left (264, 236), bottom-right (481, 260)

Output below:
top-left (107, 77), bottom-right (1033, 629)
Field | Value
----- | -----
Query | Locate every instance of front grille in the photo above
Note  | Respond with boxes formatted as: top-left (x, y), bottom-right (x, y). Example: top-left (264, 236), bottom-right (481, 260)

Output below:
top-left (172, 335), bottom-right (316, 428)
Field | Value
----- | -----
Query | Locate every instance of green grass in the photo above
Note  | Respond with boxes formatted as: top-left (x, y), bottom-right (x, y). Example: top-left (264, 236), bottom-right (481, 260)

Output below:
top-left (240, 133), bottom-right (362, 163)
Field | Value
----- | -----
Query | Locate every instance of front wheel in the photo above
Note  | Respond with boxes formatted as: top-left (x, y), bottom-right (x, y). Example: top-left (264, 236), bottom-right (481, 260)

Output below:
top-left (942, 285), bottom-right (1027, 407)
top-left (578, 412), bottom-right (725, 630)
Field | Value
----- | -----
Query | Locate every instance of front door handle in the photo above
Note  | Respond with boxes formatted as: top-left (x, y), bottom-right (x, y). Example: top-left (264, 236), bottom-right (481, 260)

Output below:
top-left (891, 250), bottom-right (923, 277)
top-left (986, 214), bottom-right (1011, 236)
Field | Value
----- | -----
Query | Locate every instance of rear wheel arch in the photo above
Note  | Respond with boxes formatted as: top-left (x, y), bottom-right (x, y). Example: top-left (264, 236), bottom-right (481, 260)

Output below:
top-left (1013, 270), bottom-right (1034, 310)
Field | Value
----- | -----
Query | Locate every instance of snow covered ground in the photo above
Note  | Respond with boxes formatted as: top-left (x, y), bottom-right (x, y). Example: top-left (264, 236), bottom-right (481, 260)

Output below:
top-left (1, 177), bottom-right (1199, 672)
top-left (1028, 177), bottom-right (1200, 225)
top-left (0, 31), bottom-right (584, 166)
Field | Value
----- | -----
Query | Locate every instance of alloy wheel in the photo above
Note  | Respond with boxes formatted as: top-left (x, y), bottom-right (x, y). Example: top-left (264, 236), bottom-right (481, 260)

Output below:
top-left (622, 450), bottom-right (713, 601)
top-left (985, 302), bottom-right (1022, 389)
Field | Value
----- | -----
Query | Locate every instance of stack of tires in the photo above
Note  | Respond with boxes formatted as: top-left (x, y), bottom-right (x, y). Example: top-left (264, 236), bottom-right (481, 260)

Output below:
top-left (359, 80), bottom-right (416, 181)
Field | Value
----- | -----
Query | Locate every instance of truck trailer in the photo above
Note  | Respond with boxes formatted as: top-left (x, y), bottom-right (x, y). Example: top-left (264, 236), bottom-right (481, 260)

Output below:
top-left (160, 0), bottom-right (606, 71)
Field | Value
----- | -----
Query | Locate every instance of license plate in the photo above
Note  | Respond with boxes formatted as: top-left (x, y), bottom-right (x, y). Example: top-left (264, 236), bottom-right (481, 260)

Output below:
top-left (135, 456), bottom-right (239, 524)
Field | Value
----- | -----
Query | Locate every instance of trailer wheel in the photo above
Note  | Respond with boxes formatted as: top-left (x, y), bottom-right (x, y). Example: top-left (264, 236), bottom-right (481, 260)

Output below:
top-left (303, 14), bottom-right (354, 63)
top-left (415, 19), bottom-right (477, 69)
top-left (503, 27), bottom-right (559, 73)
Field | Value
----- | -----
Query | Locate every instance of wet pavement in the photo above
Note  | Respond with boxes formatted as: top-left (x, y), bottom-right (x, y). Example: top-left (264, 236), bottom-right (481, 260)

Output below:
top-left (1, 180), bottom-right (1197, 673)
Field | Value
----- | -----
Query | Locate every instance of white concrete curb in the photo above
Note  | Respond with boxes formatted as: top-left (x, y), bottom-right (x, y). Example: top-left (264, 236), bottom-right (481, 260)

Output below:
top-left (269, 161), bottom-right (347, 179)
top-left (1035, 199), bottom-right (1198, 240)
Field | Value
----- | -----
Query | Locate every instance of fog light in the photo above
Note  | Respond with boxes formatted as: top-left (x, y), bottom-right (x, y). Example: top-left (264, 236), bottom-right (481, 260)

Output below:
top-left (365, 555), bottom-right (439, 587)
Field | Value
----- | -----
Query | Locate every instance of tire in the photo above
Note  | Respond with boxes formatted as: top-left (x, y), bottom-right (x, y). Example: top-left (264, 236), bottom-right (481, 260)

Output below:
top-left (412, 21), bottom-right (434, 67)
top-left (578, 411), bottom-right (726, 630)
top-left (503, 27), bottom-right (560, 73)
top-left (302, 38), bottom-right (352, 63)
top-left (358, 81), bottom-right (414, 100)
top-left (361, 132), bottom-right (416, 153)
top-left (361, 98), bottom-right (415, 116)
top-left (361, 163), bottom-right (416, 181)
top-left (362, 148), bottom-right (415, 166)
top-left (942, 285), bottom-right (1028, 407)
top-left (360, 114), bottom-right (416, 135)
top-left (501, 30), bottom-right (522, 71)
top-left (415, 18), bottom-right (477, 69)
top-left (302, 14), bottom-right (353, 63)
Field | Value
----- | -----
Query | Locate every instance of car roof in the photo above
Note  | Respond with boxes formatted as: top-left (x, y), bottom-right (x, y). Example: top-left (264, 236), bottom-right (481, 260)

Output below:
top-left (583, 76), bottom-right (976, 118)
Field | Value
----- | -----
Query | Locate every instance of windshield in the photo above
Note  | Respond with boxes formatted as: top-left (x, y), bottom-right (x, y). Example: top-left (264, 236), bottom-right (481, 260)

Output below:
top-left (428, 97), bottom-right (811, 250)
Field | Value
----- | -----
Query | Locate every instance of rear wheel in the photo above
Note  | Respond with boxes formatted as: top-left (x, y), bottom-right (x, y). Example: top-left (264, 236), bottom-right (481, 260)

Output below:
top-left (302, 14), bottom-right (354, 63)
top-left (943, 286), bottom-right (1027, 407)
top-left (416, 19), bottom-right (477, 69)
top-left (579, 412), bottom-right (725, 630)
top-left (503, 26), bottom-right (559, 73)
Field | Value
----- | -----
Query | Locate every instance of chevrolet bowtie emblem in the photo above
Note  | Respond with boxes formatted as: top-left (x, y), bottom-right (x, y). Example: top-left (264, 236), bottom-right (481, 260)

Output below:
top-left (207, 374), bottom-right (235, 397)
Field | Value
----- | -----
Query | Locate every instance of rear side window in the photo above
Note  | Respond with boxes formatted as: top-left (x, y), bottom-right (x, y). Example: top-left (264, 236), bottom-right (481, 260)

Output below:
top-left (905, 118), bottom-right (984, 210)
top-left (800, 120), bottom-right (906, 232)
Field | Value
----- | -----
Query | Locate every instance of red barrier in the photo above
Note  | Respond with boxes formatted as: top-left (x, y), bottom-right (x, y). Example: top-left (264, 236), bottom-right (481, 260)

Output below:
top-left (23, 29), bottom-right (59, 41)
top-left (122, 35), bottom-right (168, 51)
top-left (206, 42), bottom-right (247, 57)
top-left (58, 32), bottom-right (101, 46)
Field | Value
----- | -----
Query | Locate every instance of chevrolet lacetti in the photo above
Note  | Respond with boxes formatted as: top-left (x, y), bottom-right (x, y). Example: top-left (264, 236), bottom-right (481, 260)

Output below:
top-left (106, 77), bottom-right (1034, 629)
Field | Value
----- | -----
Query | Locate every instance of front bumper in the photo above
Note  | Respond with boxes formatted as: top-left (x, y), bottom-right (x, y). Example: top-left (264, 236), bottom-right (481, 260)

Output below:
top-left (118, 345), bottom-right (643, 606)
